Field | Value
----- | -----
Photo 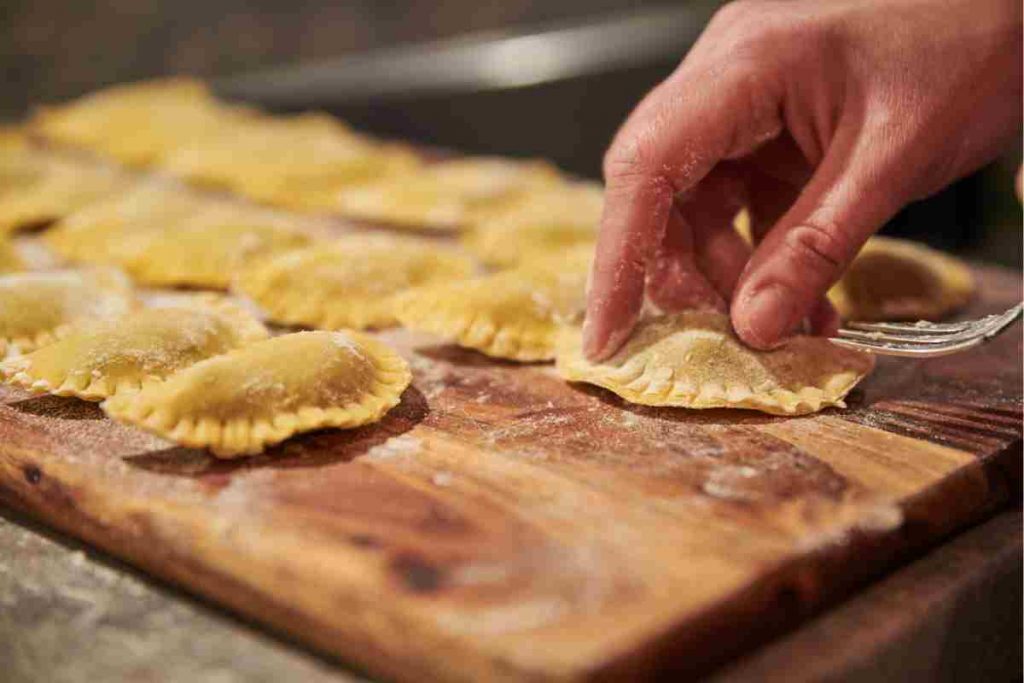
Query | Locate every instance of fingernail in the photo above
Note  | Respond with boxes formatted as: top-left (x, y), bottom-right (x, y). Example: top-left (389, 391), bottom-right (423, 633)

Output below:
top-left (738, 284), bottom-right (795, 349)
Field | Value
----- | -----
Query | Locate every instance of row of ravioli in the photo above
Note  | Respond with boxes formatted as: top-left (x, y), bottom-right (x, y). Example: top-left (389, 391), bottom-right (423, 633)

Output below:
top-left (15, 77), bottom-right (606, 240)
top-left (0, 78), bottom-right (979, 442)
top-left (0, 268), bottom-right (410, 456)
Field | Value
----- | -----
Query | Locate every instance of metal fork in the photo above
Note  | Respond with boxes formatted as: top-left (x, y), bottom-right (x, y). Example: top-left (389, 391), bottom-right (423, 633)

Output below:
top-left (829, 303), bottom-right (1023, 358)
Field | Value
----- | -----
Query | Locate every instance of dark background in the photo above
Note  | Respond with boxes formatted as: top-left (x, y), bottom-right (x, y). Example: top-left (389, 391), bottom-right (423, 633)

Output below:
top-left (1, 0), bottom-right (1020, 267)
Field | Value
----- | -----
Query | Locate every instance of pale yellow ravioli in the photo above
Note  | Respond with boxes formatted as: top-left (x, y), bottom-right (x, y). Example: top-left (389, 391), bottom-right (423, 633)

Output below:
top-left (33, 78), bottom-right (251, 167)
top-left (735, 217), bottom-right (974, 322)
top-left (556, 311), bottom-right (875, 415)
top-left (102, 330), bottom-right (412, 457)
top-left (0, 237), bottom-right (24, 273)
top-left (233, 234), bottom-right (476, 330)
top-left (0, 267), bottom-right (134, 357)
top-left (2, 294), bottom-right (267, 400)
top-left (0, 156), bottom-right (124, 234)
top-left (337, 157), bottom-right (560, 230)
top-left (395, 254), bottom-right (589, 361)
top-left (462, 181), bottom-right (603, 267)
top-left (827, 237), bottom-right (974, 321)
top-left (46, 188), bottom-right (312, 288)
top-left (160, 112), bottom-right (419, 211)
top-left (43, 183), bottom-right (212, 262)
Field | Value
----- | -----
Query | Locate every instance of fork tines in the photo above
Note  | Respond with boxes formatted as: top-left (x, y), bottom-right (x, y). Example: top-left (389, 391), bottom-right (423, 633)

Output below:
top-left (830, 303), bottom-right (1023, 358)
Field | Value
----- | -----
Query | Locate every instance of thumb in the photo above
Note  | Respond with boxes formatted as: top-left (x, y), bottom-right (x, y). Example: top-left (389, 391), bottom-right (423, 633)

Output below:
top-left (731, 132), bottom-right (908, 349)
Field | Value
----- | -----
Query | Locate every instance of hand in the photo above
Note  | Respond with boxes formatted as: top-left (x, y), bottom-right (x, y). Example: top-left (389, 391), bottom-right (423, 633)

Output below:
top-left (584, 0), bottom-right (1021, 359)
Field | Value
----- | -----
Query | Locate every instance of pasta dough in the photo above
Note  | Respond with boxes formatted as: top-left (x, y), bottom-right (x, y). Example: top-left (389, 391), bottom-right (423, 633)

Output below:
top-left (0, 237), bottom-right (24, 273)
top-left (33, 78), bottom-right (252, 167)
top-left (462, 181), bottom-right (603, 267)
top-left (735, 217), bottom-right (974, 322)
top-left (556, 310), bottom-right (874, 415)
top-left (0, 156), bottom-right (123, 234)
top-left (0, 267), bottom-right (134, 357)
top-left (45, 188), bottom-right (313, 288)
top-left (827, 237), bottom-right (974, 321)
top-left (2, 295), bottom-right (267, 400)
top-left (395, 253), bottom-right (590, 361)
top-left (233, 234), bottom-right (476, 329)
top-left (102, 330), bottom-right (411, 457)
top-left (337, 157), bottom-right (560, 230)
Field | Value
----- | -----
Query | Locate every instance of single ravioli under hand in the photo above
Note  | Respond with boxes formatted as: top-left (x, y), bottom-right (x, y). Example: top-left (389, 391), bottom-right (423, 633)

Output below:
top-left (102, 330), bottom-right (412, 457)
top-left (233, 234), bottom-right (476, 330)
top-left (0, 267), bottom-right (134, 357)
top-left (1, 295), bottom-right (267, 400)
top-left (556, 311), bottom-right (874, 415)
top-left (395, 252), bottom-right (590, 361)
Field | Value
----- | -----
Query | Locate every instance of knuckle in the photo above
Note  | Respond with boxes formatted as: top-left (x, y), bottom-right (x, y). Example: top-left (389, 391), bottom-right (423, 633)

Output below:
top-left (781, 219), bottom-right (851, 282)
top-left (602, 134), bottom-right (660, 187)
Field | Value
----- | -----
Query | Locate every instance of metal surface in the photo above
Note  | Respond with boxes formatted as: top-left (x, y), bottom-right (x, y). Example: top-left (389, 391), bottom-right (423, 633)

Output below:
top-left (830, 303), bottom-right (1024, 357)
top-left (215, 4), bottom-right (717, 107)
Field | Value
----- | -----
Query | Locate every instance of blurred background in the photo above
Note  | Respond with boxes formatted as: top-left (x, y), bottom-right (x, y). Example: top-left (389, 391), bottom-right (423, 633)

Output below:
top-left (1, 0), bottom-right (1020, 266)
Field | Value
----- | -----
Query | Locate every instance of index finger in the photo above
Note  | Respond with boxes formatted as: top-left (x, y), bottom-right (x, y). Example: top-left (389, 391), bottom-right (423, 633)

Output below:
top-left (583, 61), bottom-right (783, 360)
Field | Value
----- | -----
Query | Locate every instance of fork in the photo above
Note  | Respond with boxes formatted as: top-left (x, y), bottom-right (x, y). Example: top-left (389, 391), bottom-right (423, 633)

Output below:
top-left (829, 302), bottom-right (1023, 358)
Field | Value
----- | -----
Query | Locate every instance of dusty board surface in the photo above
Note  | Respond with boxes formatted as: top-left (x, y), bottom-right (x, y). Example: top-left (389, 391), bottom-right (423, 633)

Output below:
top-left (0, 265), bottom-right (1020, 682)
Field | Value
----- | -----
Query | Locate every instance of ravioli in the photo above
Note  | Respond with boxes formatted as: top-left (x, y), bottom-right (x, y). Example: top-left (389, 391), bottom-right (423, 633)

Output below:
top-left (462, 181), bottom-right (603, 267)
top-left (160, 113), bottom-right (419, 211)
top-left (0, 237), bottom-right (24, 273)
top-left (102, 331), bottom-right (411, 457)
top-left (556, 311), bottom-right (874, 415)
top-left (734, 216), bottom-right (974, 322)
top-left (43, 183), bottom-right (212, 262)
top-left (233, 234), bottom-right (476, 329)
top-left (2, 295), bottom-right (267, 400)
top-left (33, 78), bottom-right (250, 167)
top-left (827, 237), bottom-right (974, 321)
top-left (0, 156), bottom-right (123, 234)
top-left (336, 157), bottom-right (560, 230)
top-left (0, 268), bottom-right (134, 357)
top-left (46, 189), bottom-right (313, 288)
top-left (395, 254), bottom-right (589, 361)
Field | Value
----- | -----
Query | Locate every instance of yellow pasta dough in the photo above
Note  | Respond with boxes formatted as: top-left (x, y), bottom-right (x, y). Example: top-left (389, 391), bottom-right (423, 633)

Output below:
top-left (102, 330), bottom-right (412, 457)
top-left (46, 189), bottom-right (313, 289)
top-left (0, 267), bottom-right (134, 357)
top-left (233, 234), bottom-right (476, 329)
top-left (0, 156), bottom-right (124, 234)
top-left (395, 254), bottom-right (590, 361)
top-left (462, 181), bottom-right (603, 267)
top-left (556, 310), bottom-right (875, 415)
top-left (337, 157), bottom-right (560, 230)
top-left (734, 216), bottom-right (974, 322)
top-left (827, 237), bottom-right (974, 321)
top-left (33, 78), bottom-right (252, 167)
top-left (0, 237), bottom-right (24, 273)
top-left (1, 295), bottom-right (267, 400)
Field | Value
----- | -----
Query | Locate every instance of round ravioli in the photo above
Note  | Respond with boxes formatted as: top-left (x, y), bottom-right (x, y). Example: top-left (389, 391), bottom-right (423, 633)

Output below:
top-left (1, 295), bottom-right (267, 400)
top-left (337, 157), bottom-right (560, 231)
top-left (827, 237), bottom-right (974, 321)
top-left (0, 237), bottom-right (25, 273)
top-left (0, 267), bottom-right (134, 357)
top-left (0, 157), bottom-right (123, 234)
top-left (102, 331), bottom-right (412, 457)
top-left (233, 235), bottom-right (476, 330)
top-left (462, 181), bottom-right (603, 268)
top-left (556, 311), bottom-right (875, 416)
top-left (395, 259), bottom-right (588, 362)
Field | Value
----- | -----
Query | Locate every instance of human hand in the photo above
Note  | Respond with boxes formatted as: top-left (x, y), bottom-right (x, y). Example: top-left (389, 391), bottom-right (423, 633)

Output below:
top-left (584, 0), bottom-right (1021, 359)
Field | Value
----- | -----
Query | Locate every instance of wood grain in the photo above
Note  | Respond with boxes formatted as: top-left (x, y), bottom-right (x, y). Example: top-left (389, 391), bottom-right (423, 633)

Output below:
top-left (0, 266), bottom-right (1019, 682)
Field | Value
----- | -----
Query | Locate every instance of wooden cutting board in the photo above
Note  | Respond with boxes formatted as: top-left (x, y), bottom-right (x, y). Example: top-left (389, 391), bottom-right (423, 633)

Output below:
top-left (1, 265), bottom-right (1020, 682)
